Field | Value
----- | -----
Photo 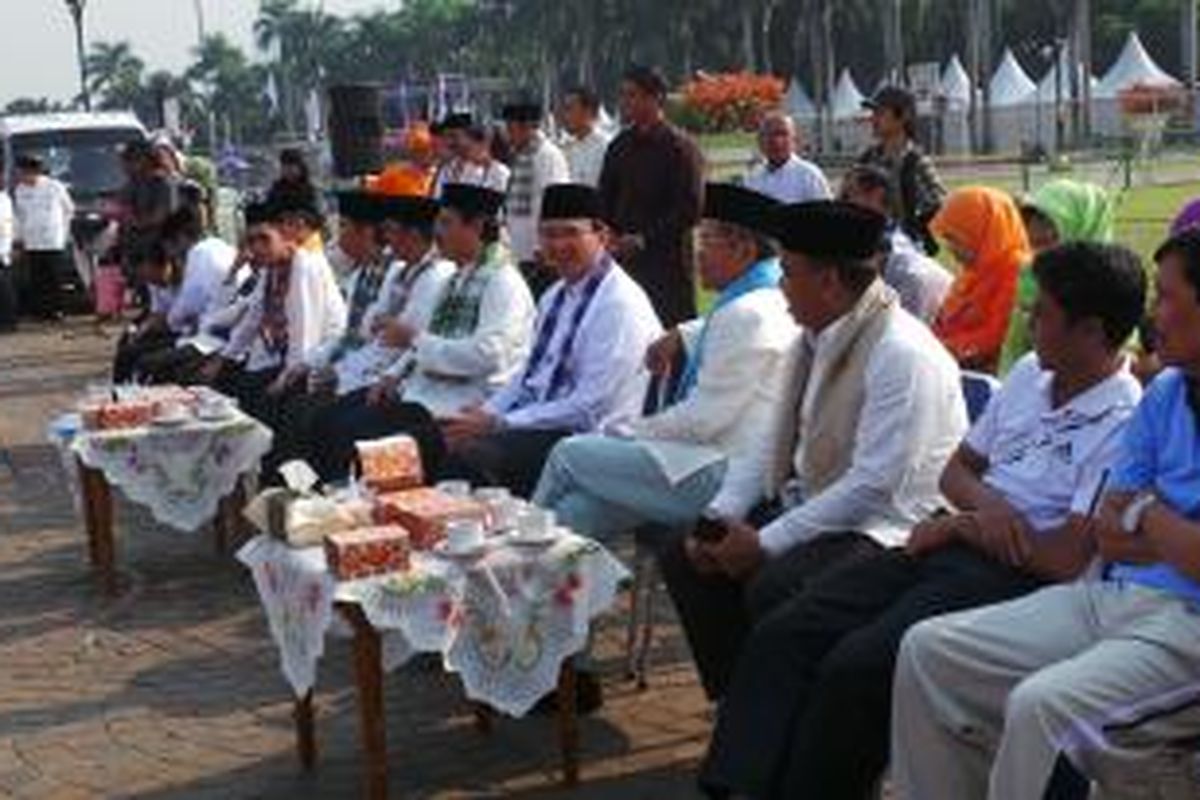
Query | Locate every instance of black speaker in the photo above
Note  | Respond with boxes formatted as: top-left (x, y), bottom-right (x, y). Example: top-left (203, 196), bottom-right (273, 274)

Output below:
top-left (328, 83), bottom-right (384, 178)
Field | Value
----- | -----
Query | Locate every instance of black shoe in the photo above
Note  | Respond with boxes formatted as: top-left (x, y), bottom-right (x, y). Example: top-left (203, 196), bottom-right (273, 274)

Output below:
top-left (531, 669), bottom-right (605, 716)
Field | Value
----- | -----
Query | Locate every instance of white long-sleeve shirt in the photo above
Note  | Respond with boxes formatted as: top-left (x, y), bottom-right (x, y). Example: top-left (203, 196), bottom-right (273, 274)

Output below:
top-left (506, 133), bottom-right (571, 263)
top-left (561, 127), bottom-right (612, 187)
top-left (14, 176), bottom-right (74, 251)
top-left (485, 260), bottom-right (662, 432)
top-left (222, 248), bottom-right (347, 373)
top-left (167, 237), bottom-right (237, 334)
top-left (743, 154), bottom-right (831, 204)
top-left (0, 192), bottom-right (13, 264)
top-left (737, 306), bottom-right (967, 555)
top-left (400, 260), bottom-right (535, 417)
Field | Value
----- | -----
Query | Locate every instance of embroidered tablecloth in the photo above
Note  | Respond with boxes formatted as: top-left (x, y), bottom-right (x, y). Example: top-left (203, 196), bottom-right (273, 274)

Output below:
top-left (238, 533), bottom-right (630, 717)
top-left (53, 413), bottom-right (273, 532)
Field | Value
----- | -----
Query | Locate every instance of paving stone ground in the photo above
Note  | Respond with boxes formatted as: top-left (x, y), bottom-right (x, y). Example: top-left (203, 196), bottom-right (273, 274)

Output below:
top-left (0, 319), bottom-right (712, 799)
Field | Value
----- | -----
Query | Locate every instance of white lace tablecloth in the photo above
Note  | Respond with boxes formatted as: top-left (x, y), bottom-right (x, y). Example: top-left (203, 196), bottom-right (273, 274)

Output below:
top-left (57, 414), bottom-right (273, 532)
top-left (238, 533), bottom-right (631, 717)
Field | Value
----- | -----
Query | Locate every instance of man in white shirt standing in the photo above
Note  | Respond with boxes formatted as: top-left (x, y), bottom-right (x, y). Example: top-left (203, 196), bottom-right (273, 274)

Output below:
top-left (13, 155), bottom-right (74, 320)
top-left (558, 87), bottom-right (612, 188)
top-left (0, 176), bottom-right (16, 331)
top-left (658, 200), bottom-right (966, 704)
top-left (439, 183), bottom-right (662, 498)
top-left (503, 100), bottom-right (571, 298)
top-left (743, 113), bottom-right (831, 205)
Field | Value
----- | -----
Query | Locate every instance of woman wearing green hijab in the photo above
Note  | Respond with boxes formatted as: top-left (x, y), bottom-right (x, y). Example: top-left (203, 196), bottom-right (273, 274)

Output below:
top-left (998, 179), bottom-right (1116, 373)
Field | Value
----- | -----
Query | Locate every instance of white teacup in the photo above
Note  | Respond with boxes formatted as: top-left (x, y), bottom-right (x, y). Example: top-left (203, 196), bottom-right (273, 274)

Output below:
top-left (515, 507), bottom-right (555, 540)
top-left (445, 519), bottom-right (486, 553)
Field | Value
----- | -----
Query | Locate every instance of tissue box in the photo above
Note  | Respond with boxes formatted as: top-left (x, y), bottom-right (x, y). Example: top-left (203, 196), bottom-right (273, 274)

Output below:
top-left (356, 435), bottom-right (424, 493)
top-left (373, 489), bottom-right (488, 550)
top-left (323, 526), bottom-right (411, 581)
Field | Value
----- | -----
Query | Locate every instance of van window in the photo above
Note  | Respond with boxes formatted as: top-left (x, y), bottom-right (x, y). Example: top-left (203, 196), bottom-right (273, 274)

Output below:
top-left (10, 128), bottom-right (143, 198)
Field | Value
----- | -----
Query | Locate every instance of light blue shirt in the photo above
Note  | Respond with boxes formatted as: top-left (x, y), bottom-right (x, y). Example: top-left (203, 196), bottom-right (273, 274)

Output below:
top-left (1108, 368), bottom-right (1200, 604)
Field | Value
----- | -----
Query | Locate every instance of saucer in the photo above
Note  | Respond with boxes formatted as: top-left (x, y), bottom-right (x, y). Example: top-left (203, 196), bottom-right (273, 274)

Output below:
top-left (434, 540), bottom-right (490, 559)
top-left (506, 530), bottom-right (559, 548)
top-left (150, 414), bottom-right (191, 427)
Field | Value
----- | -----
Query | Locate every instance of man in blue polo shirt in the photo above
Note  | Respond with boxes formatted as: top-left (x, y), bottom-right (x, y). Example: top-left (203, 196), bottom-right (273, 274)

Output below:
top-left (893, 228), bottom-right (1200, 800)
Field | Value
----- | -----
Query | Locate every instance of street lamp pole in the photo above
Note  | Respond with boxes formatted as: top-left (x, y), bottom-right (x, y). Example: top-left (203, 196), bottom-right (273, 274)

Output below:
top-left (65, 0), bottom-right (90, 111)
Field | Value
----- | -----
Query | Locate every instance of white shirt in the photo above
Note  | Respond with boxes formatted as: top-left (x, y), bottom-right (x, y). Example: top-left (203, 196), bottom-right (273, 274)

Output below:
top-left (965, 353), bottom-right (1142, 533)
top-left (744, 154), bottom-right (832, 204)
top-left (435, 159), bottom-right (511, 195)
top-left (882, 229), bottom-right (953, 324)
top-left (485, 260), bottom-right (662, 432)
top-left (506, 134), bottom-right (571, 263)
top-left (14, 176), bottom-right (74, 251)
top-left (749, 304), bottom-right (968, 555)
top-left (0, 192), bottom-right (13, 264)
top-left (630, 288), bottom-right (798, 518)
top-left (167, 237), bottom-right (237, 334)
top-left (561, 127), bottom-right (612, 187)
top-left (223, 248), bottom-right (347, 373)
top-left (401, 260), bottom-right (536, 417)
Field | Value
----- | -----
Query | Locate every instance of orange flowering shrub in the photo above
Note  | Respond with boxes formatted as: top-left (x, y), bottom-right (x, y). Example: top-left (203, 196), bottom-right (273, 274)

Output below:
top-left (677, 72), bottom-right (785, 133)
top-left (1119, 83), bottom-right (1185, 116)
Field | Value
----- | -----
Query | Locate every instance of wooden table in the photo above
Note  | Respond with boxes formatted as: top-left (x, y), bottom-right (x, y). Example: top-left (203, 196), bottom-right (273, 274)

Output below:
top-left (76, 457), bottom-right (249, 597)
top-left (291, 602), bottom-right (581, 799)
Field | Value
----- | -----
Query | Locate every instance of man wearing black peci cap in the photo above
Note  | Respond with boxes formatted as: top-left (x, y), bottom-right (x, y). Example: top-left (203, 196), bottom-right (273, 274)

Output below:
top-left (658, 200), bottom-right (967, 710)
top-left (599, 65), bottom-right (705, 327)
top-left (315, 183), bottom-right (535, 483)
top-left (438, 182), bottom-right (662, 497)
top-left (858, 85), bottom-right (946, 256)
top-left (503, 99), bottom-right (571, 298)
top-left (532, 183), bottom-right (798, 542)
top-left (432, 112), bottom-right (478, 197)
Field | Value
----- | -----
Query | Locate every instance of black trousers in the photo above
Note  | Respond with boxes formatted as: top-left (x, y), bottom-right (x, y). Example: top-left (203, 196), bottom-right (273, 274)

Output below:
top-left (657, 525), bottom-right (884, 701)
top-left (25, 250), bottom-right (66, 319)
top-left (263, 386), bottom-right (337, 481)
top-left (701, 543), bottom-right (1046, 800)
top-left (112, 328), bottom-right (177, 383)
top-left (135, 344), bottom-right (208, 385)
top-left (439, 427), bottom-right (572, 499)
top-left (215, 365), bottom-right (284, 432)
top-left (0, 264), bottom-right (17, 330)
top-left (310, 392), bottom-right (447, 485)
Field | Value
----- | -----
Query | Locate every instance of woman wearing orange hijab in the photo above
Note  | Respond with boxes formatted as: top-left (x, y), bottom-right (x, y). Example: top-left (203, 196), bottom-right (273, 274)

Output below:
top-left (930, 187), bottom-right (1031, 372)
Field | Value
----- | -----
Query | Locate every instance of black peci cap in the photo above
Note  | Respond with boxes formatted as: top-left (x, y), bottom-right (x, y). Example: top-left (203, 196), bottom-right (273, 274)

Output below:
top-left (770, 200), bottom-right (888, 260)
top-left (541, 184), bottom-right (603, 222)
top-left (439, 183), bottom-right (506, 218)
top-left (703, 183), bottom-right (781, 237)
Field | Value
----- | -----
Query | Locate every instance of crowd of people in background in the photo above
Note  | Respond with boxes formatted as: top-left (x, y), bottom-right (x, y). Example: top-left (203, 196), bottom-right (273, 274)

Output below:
top-left (10, 68), bottom-right (1200, 799)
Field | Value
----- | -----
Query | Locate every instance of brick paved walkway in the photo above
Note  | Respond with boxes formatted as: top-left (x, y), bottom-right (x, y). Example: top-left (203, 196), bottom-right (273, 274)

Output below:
top-left (0, 320), bottom-right (710, 799)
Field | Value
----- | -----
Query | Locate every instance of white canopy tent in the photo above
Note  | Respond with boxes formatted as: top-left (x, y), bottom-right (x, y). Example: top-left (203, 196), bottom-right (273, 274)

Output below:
top-left (785, 78), bottom-right (818, 119)
top-left (828, 69), bottom-right (870, 154)
top-left (940, 55), bottom-right (973, 154)
top-left (1032, 51), bottom-right (1099, 150)
top-left (1093, 32), bottom-right (1181, 137)
top-left (941, 55), bottom-right (973, 109)
top-left (988, 48), bottom-right (1038, 152)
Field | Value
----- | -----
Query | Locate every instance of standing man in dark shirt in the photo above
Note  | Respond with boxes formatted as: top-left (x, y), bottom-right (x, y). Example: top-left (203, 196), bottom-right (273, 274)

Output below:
top-left (857, 86), bottom-right (946, 256)
top-left (599, 65), bottom-right (705, 326)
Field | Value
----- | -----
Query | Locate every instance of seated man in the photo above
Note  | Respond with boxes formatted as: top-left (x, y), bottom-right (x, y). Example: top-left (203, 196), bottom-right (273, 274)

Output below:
top-left (438, 183), bottom-right (663, 497)
top-left (112, 241), bottom-right (180, 382)
top-left (313, 183), bottom-right (534, 482)
top-left (531, 183), bottom-right (798, 539)
top-left (658, 200), bottom-right (967, 703)
top-left (893, 232), bottom-right (1200, 800)
top-left (699, 241), bottom-right (1147, 800)
top-left (138, 204), bottom-right (241, 383)
top-left (270, 189), bottom-right (395, 468)
top-left (840, 164), bottom-right (952, 324)
top-left (201, 198), bottom-right (347, 430)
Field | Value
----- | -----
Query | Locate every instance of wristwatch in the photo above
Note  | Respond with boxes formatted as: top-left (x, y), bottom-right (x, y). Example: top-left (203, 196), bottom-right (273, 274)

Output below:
top-left (1121, 492), bottom-right (1157, 535)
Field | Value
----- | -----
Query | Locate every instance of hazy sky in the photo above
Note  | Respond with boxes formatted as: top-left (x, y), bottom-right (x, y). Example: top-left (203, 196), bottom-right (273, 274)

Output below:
top-left (0, 0), bottom-right (394, 106)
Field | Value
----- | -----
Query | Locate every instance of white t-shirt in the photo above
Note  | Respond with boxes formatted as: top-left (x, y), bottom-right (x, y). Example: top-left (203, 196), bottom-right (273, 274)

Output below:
top-left (167, 237), bottom-right (237, 334)
top-left (744, 154), bottom-right (831, 204)
top-left (965, 353), bottom-right (1143, 533)
top-left (0, 192), bottom-right (13, 264)
top-left (14, 176), bottom-right (74, 251)
top-left (561, 127), bottom-right (612, 187)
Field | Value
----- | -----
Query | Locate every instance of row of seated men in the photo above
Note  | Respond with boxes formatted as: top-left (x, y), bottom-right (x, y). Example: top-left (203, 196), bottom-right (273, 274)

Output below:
top-left (114, 179), bottom-right (1200, 800)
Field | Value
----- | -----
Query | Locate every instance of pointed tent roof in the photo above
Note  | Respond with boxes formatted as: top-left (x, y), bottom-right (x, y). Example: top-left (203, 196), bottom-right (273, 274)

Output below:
top-left (1095, 31), bottom-right (1180, 99)
top-left (941, 55), bottom-right (972, 105)
top-left (1034, 51), bottom-right (1098, 103)
top-left (785, 78), bottom-right (817, 118)
top-left (830, 69), bottom-right (867, 120)
top-left (989, 48), bottom-right (1037, 107)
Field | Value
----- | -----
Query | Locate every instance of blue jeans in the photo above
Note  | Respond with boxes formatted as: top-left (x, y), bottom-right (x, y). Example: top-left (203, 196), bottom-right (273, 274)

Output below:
top-left (531, 434), bottom-right (727, 542)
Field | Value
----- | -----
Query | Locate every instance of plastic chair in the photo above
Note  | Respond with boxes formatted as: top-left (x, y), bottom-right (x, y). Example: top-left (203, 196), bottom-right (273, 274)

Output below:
top-left (961, 370), bottom-right (1002, 424)
top-left (624, 355), bottom-right (686, 689)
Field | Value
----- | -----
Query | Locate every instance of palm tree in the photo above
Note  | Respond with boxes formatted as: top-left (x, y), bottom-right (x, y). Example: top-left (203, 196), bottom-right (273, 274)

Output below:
top-left (85, 41), bottom-right (145, 107)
